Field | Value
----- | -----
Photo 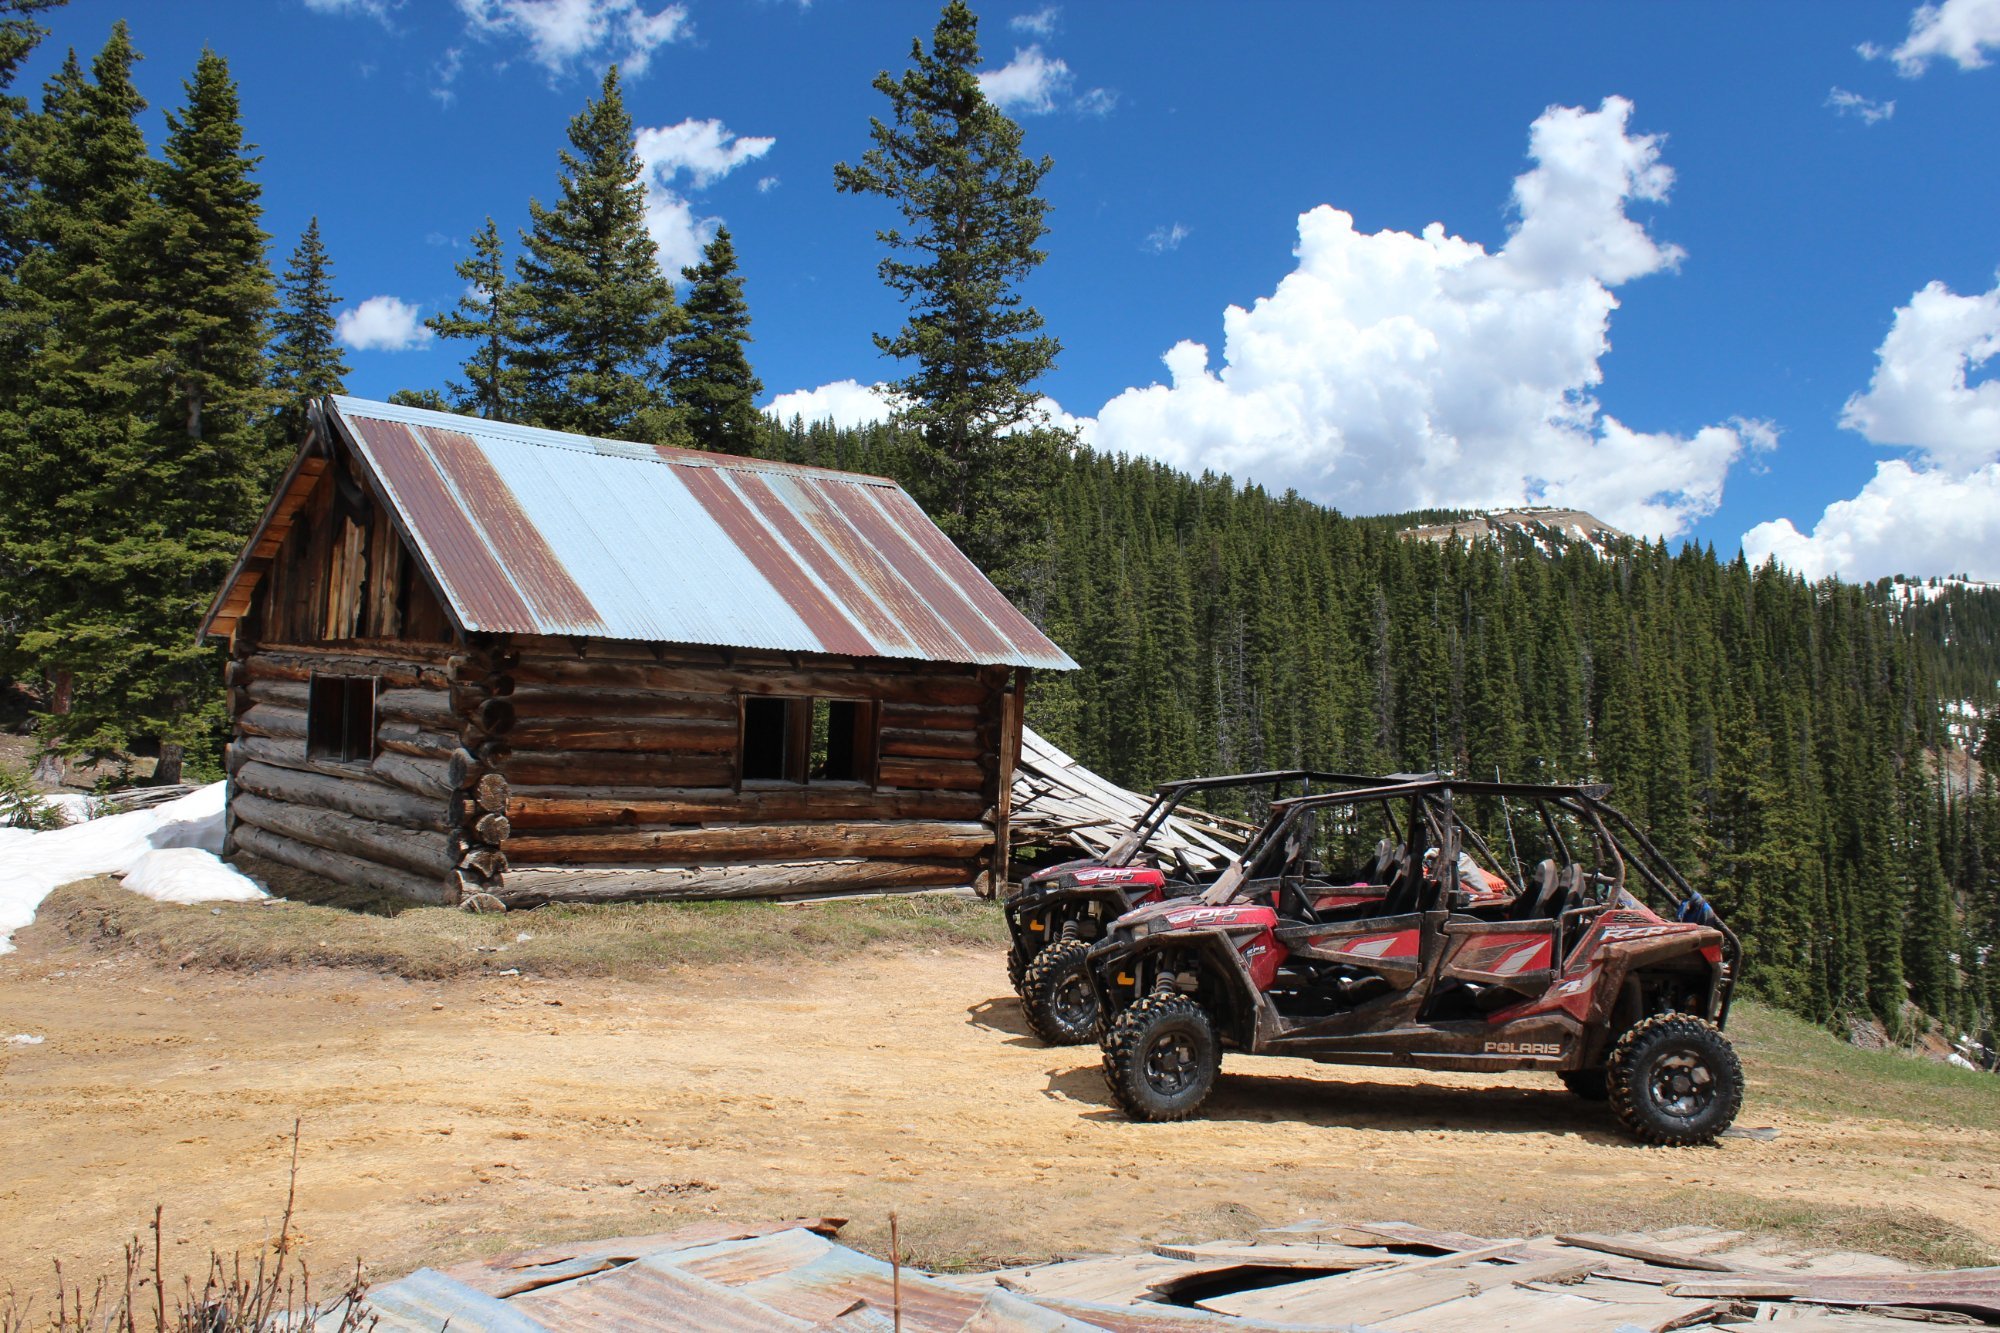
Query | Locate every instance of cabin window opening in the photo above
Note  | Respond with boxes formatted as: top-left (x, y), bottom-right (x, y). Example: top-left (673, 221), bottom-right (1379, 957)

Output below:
top-left (307, 673), bottom-right (377, 763)
top-left (741, 695), bottom-right (876, 784)
top-left (811, 698), bottom-right (876, 783)
top-left (741, 696), bottom-right (799, 781)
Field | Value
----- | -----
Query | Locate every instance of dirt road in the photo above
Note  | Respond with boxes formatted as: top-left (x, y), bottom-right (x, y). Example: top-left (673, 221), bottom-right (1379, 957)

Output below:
top-left (4, 934), bottom-right (1997, 1296)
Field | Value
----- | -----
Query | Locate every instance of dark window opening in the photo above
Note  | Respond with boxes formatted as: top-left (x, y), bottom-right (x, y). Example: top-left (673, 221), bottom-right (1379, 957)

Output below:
top-left (811, 698), bottom-right (876, 782)
top-left (741, 695), bottom-right (876, 784)
top-left (307, 674), bottom-right (377, 762)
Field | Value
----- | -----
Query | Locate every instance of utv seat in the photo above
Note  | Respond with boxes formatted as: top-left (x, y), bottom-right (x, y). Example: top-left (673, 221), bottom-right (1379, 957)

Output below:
top-left (1511, 859), bottom-right (1564, 920)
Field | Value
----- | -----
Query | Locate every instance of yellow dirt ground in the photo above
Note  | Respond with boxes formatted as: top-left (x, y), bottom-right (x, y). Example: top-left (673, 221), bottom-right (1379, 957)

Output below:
top-left (3, 933), bottom-right (1997, 1297)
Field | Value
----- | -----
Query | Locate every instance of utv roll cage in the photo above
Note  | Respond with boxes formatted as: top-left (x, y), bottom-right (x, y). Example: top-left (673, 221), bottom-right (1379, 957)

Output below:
top-left (1105, 769), bottom-right (1441, 869)
top-left (1204, 776), bottom-right (1743, 1018)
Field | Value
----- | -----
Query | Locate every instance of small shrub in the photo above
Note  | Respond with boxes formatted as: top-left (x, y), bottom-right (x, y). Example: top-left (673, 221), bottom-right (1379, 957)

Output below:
top-left (0, 763), bottom-right (64, 831)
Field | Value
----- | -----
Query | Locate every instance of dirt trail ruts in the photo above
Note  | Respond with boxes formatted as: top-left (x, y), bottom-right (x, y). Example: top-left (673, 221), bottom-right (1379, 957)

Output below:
top-left (3, 939), bottom-right (1996, 1295)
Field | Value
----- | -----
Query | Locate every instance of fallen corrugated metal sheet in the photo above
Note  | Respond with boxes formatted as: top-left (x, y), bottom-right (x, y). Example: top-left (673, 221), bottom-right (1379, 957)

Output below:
top-left (318, 396), bottom-right (1076, 671)
top-left (1011, 727), bottom-right (1248, 871)
top-left (353, 1218), bottom-right (1966, 1331)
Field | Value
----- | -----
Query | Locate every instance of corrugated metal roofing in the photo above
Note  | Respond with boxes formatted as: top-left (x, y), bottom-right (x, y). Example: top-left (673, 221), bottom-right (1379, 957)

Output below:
top-left (249, 396), bottom-right (1075, 669)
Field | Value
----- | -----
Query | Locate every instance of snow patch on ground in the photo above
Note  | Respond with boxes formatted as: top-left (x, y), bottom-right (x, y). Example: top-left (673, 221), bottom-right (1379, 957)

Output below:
top-left (0, 782), bottom-right (264, 954)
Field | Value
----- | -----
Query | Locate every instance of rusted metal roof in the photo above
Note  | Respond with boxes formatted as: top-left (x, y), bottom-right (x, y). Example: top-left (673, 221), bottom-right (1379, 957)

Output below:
top-left (212, 396), bottom-right (1075, 670)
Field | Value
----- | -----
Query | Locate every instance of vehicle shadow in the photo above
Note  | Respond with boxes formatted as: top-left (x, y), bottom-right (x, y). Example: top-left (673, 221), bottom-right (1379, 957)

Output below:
top-left (1043, 1064), bottom-right (1640, 1145)
top-left (965, 996), bottom-right (1045, 1046)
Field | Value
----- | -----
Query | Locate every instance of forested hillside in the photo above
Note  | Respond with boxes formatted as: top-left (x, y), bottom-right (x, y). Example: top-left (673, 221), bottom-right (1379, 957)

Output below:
top-left (755, 415), bottom-right (2000, 1041)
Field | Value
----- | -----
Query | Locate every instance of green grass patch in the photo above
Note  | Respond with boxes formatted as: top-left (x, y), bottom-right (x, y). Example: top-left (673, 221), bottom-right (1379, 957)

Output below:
top-left (1730, 999), bottom-right (2000, 1134)
top-left (36, 874), bottom-right (1010, 980)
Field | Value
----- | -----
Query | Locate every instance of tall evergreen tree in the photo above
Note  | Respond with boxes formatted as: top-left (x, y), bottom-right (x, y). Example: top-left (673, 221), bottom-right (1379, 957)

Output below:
top-left (0, 0), bottom-right (63, 274)
top-left (667, 225), bottom-right (762, 453)
top-left (425, 216), bottom-right (524, 419)
top-left (514, 66), bottom-right (680, 442)
top-left (833, 0), bottom-right (1065, 591)
top-left (267, 216), bottom-right (346, 445)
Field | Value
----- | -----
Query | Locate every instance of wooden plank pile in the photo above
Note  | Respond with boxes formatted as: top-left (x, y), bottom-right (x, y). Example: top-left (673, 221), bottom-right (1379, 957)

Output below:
top-left (335, 1216), bottom-right (2000, 1331)
top-left (1009, 726), bottom-right (1248, 872)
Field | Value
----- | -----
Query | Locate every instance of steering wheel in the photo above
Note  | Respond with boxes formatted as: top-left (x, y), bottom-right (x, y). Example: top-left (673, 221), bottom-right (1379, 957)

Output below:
top-left (1278, 875), bottom-right (1319, 922)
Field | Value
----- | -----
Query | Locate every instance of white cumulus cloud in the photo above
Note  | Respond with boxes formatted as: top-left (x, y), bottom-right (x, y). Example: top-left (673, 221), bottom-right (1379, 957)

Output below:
top-left (632, 118), bottom-right (775, 274)
top-left (1863, 0), bottom-right (2000, 73)
top-left (1085, 96), bottom-right (1747, 539)
top-left (1826, 87), bottom-right (1896, 123)
top-left (979, 45), bottom-right (1071, 114)
top-left (763, 380), bottom-right (906, 430)
top-left (336, 295), bottom-right (433, 352)
top-left (1744, 275), bottom-right (2000, 580)
top-left (457, 0), bottom-right (691, 77)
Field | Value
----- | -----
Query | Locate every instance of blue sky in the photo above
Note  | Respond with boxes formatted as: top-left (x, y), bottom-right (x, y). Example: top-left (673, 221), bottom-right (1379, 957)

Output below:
top-left (20, 0), bottom-right (2000, 578)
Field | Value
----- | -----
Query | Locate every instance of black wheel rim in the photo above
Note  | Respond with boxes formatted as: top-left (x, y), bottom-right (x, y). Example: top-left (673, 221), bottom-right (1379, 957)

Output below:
top-left (1650, 1049), bottom-right (1717, 1119)
top-left (1051, 970), bottom-right (1095, 1030)
top-left (1144, 1030), bottom-right (1199, 1096)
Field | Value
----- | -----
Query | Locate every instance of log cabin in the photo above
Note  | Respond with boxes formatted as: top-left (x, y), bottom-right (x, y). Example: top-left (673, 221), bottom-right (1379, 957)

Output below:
top-left (200, 396), bottom-right (1076, 909)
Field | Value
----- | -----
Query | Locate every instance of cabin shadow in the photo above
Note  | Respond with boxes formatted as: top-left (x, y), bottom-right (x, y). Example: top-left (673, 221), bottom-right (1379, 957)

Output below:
top-left (1045, 1063), bottom-right (1636, 1143)
top-left (234, 853), bottom-right (421, 916)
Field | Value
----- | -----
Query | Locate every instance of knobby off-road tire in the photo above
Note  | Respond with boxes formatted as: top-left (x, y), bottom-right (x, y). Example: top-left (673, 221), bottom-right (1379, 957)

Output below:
top-left (1100, 992), bottom-right (1221, 1122)
top-left (1560, 1067), bottom-right (1610, 1100)
top-left (1006, 946), bottom-right (1029, 995)
top-left (1020, 938), bottom-right (1100, 1045)
top-left (1606, 1013), bottom-right (1743, 1145)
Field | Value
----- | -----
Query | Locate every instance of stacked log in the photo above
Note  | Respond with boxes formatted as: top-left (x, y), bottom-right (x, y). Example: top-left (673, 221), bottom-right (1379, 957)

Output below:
top-left (222, 642), bottom-right (460, 904)
top-left (444, 644), bottom-right (515, 905)
top-left (493, 640), bottom-right (1004, 901)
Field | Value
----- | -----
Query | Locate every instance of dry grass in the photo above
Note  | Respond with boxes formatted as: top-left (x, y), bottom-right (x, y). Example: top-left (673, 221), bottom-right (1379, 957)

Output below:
top-left (38, 874), bottom-right (1009, 980)
top-left (1730, 1000), bottom-right (2000, 1134)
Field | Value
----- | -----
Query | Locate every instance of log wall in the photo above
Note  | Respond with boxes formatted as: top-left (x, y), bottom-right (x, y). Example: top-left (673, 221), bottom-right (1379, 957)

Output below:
top-left (487, 636), bottom-right (1011, 905)
top-left (222, 630), bottom-right (1018, 907)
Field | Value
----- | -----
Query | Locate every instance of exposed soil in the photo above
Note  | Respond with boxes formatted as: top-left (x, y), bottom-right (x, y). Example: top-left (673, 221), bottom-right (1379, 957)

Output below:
top-left (4, 930), bottom-right (1998, 1298)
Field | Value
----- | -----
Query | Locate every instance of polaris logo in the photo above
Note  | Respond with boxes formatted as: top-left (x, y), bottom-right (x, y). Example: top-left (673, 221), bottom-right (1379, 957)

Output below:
top-left (1484, 1041), bottom-right (1563, 1055)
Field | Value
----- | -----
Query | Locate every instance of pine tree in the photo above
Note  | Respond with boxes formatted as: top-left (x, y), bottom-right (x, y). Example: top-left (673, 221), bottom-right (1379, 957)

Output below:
top-left (0, 0), bottom-right (62, 275)
top-left (267, 216), bottom-right (346, 446)
top-left (425, 216), bottom-right (524, 419)
top-left (667, 225), bottom-right (762, 453)
top-left (0, 24), bottom-right (154, 778)
top-left (833, 0), bottom-right (1065, 591)
top-left (514, 67), bottom-right (680, 442)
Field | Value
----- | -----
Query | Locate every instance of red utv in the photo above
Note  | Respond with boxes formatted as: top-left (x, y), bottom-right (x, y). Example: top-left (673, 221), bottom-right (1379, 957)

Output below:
top-left (1005, 771), bottom-right (1423, 1044)
top-left (1086, 779), bottom-right (1745, 1145)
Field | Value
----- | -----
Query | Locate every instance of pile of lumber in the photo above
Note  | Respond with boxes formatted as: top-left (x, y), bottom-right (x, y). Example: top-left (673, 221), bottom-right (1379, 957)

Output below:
top-left (334, 1217), bottom-right (1998, 1331)
top-left (1010, 726), bottom-right (1248, 871)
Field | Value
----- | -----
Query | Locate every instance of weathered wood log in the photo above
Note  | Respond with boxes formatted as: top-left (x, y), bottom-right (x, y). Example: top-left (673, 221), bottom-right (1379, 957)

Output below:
top-left (489, 673), bottom-right (515, 697)
top-left (376, 720), bottom-right (460, 760)
top-left (451, 869), bottom-right (491, 903)
top-left (879, 727), bottom-right (984, 761)
top-left (494, 857), bottom-right (980, 906)
top-left (500, 749), bottom-right (735, 789)
top-left (504, 784), bottom-right (987, 829)
top-left (238, 703), bottom-right (309, 740)
top-left (504, 716), bottom-right (739, 754)
top-left (504, 820), bottom-right (993, 864)
top-left (508, 656), bottom-right (992, 708)
top-left (471, 812), bottom-right (511, 844)
top-left (371, 749), bottom-right (454, 799)
top-left (233, 792), bottom-right (455, 878)
top-left (446, 748), bottom-right (485, 790)
top-left (238, 650), bottom-right (450, 690)
top-left (459, 846), bottom-right (507, 878)
top-left (502, 688), bottom-right (736, 721)
top-left (233, 823), bottom-right (452, 905)
top-left (374, 688), bottom-right (459, 730)
top-left (234, 760), bottom-right (449, 832)
top-left (877, 703), bottom-right (983, 732)
top-left (474, 772), bottom-right (509, 813)
top-left (244, 679), bottom-right (311, 709)
top-left (876, 757), bottom-right (989, 791)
